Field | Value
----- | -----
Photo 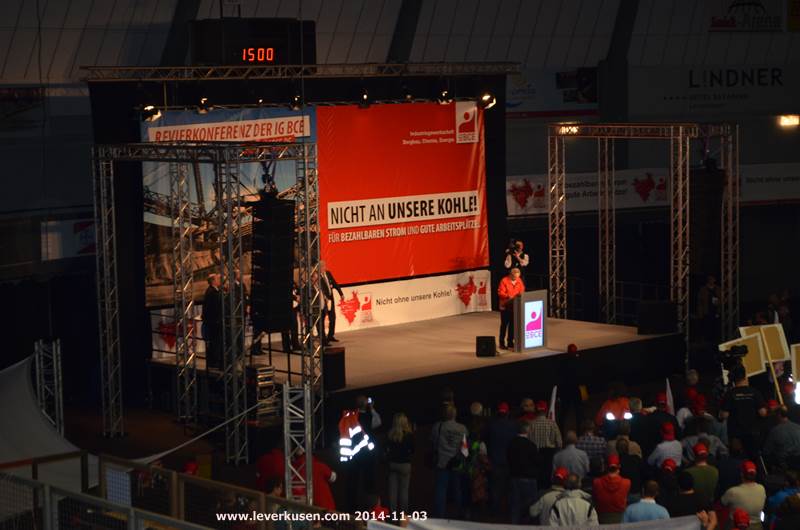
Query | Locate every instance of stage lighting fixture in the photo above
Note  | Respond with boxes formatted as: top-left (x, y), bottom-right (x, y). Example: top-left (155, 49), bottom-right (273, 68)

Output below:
top-left (290, 93), bottom-right (303, 111)
top-left (437, 88), bottom-right (453, 105)
top-left (779, 114), bottom-right (799, 128)
top-left (197, 97), bottom-right (213, 114)
top-left (478, 92), bottom-right (496, 109)
top-left (358, 87), bottom-right (370, 108)
top-left (141, 105), bottom-right (161, 122)
top-left (402, 85), bottom-right (413, 102)
top-left (558, 125), bottom-right (580, 135)
top-left (257, 97), bottom-right (264, 105)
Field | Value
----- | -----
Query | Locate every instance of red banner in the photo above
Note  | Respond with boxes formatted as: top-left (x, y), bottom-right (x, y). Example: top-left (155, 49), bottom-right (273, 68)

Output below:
top-left (318, 102), bottom-right (489, 285)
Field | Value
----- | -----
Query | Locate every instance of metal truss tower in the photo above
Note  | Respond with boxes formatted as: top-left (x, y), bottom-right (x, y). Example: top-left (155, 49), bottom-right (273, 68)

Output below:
top-left (170, 161), bottom-right (198, 423)
top-left (598, 138), bottom-right (616, 323)
top-left (547, 135), bottom-right (567, 318)
top-left (546, 123), bottom-right (739, 351)
top-left (34, 339), bottom-right (64, 435)
top-left (92, 148), bottom-right (124, 437)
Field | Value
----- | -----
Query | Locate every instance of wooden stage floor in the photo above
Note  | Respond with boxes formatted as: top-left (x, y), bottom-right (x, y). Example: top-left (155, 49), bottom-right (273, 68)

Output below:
top-left (150, 312), bottom-right (662, 391)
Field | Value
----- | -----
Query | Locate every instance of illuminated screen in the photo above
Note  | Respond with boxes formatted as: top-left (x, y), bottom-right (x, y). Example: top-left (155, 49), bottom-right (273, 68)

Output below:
top-left (523, 300), bottom-right (544, 349)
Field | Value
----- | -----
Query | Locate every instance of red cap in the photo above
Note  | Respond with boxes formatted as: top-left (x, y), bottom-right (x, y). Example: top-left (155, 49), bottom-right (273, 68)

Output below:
top-left (741, 460), bottom-right (757, 477)
top-left (553, 467), bottom-right (569, 481)
top-left (693, 442), bottom-right (709, 458)
top-left (692, 394), bottom-right (707, 413)
top-left (567, 343), bottom-right (578, 353)
top-left (661, 422), bottom-right (675, 440)
top-left (497, 402), bottom-right (510, 414)
top-left (656, 392), bottom-right (668, 405)
top-left (607, 454), bottom-right (620, 469)
top-left (183, 461), bottom-right (198, 475)
top-left (535, 400), bottom-right (548, 412)
top-left (732, 508), bottom-right (750, 528)
top-left (661, 458), bottom-right (677, 473)
top-left (767, 399), bottom-right (780, 410)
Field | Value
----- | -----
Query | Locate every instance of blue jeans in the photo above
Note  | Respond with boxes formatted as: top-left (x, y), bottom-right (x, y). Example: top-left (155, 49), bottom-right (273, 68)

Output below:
top-left (433, 468), bottom-right (463, 518)
top-left (510, 477), bottom-right (538, 524)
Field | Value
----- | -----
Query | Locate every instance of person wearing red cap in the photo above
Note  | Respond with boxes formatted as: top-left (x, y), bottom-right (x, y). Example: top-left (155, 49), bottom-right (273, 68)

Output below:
top-left (529, 467), bottom-right (569, 524)
top-left (644, 392), bottom-right (680, 455)
top-left (592, 454), bottom-right (631, 524)
top-left (647, 422), bottom-right (683, 468)
top-left (526, 399), bottom-right (562, 451)
top-left (487, 401), bottom-right (517, 514)
top-left (763, 406), bottom-right (800, 468)
top-left (721, 460), bottom-right (766, 530)
top-left (656, 458), bottom-right (680, 506)
top-left (255, 442), bottom-right (285, 491)
top-left (686, 442), bottom-right (719, 505)
top-left (676, 387), bottom-right (699, 430)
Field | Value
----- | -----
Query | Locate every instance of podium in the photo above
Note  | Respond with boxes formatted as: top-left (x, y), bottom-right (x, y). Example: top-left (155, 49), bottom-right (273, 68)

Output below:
top-left (513, 289), bottom-right (548, 352)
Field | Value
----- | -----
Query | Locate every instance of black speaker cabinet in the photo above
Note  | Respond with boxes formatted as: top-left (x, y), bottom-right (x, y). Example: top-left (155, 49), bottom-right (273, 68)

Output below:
top-left (637, 301), bottom-right (678, 335)
top-left (476, 336), bottom-right (497, 357)
top-left (323, 346), bottom-right (346, 391)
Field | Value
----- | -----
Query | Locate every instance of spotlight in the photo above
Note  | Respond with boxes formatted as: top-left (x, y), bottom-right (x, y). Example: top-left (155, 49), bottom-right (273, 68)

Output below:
top-left (257, 97), bottom-right (264, 105)
top-left (437, 88), bottom-right (453, 105)
top-left (478, 92), bottom-right (496, 110)
top-left (779, 115), bottom-right (799, 128)
top-left (358, 87), bottom-right (370, 108)
top-left (141, 104), bottom-right (161, 122)
top-left (402, 84), bottom-right (413, 102)
top-left (290, 93), bottom-right (303, 111)
top-left (197, 97), bottom-right (212, 114)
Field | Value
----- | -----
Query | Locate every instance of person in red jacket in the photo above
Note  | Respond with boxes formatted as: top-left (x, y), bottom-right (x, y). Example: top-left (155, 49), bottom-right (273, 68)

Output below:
top-left (291, 451), bottom-right (338, 512)
top-left (497, 267), bottom-right (525, 349)
top-left (255, 446), bottom-right (285, 491)
top-left (593, 454), bottom-right (631, 524)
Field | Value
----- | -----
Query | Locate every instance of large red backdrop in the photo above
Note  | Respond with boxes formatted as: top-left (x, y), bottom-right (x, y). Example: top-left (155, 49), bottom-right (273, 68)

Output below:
top-left (317, 102), bottom-right (489, 285)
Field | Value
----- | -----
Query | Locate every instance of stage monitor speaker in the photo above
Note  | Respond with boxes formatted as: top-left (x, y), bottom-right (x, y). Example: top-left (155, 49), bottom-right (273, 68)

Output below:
top-left (323, 346), bottom-right (346, 391)
top-left (476, 336), bottom-right (497, 357)
top-left (637, 301), bottom-right (678, 335)
top-left (251, 192), bottom-right (295, 334)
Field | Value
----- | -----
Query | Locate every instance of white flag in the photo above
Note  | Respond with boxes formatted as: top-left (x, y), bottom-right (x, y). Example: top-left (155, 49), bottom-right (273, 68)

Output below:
top-left (548, 385), bottom-right (558, 421)
top-left (666, 378), bottom-right (675, 415)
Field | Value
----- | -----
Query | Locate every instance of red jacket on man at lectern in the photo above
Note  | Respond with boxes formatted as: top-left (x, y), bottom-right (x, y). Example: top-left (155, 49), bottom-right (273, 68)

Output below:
top-left (497, 275), bottom-right (525, 310)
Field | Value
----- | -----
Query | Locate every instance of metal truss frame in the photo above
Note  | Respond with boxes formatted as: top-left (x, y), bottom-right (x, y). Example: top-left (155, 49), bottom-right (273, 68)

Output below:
top-left (283, 384), bottom-right (314, 504)
top-left (547, 123), bottom-right (740, 350)
top-left (93, 141), bottom-right (321, 468)
top-left (598, 138), bottom-right (616, 323)
top-left (34, 339), bottom-right (64, 436)
top-left (92, 148), bottom-right (124, 437)
top-left (170, 161), bottom-right (198, 423)
top-left (547, 135), bottom-right (567, 318)
top-left (82, 62), bottom-right (520, 82)
top-left (719, 125), bottom-right (741, 340)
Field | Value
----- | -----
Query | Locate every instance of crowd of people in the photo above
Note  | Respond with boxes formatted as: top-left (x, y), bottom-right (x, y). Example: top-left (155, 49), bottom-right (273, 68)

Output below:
top-left (252, 360), bottom-right (800, 529)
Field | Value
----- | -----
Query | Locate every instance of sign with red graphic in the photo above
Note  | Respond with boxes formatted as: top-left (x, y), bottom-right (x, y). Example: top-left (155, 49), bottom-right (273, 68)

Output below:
top-left (333, 270), bottom-right (491, 333)
top-left (317, 103), bottom-right (489, 285)
top-left (523, 300), bottom-right (544, 349)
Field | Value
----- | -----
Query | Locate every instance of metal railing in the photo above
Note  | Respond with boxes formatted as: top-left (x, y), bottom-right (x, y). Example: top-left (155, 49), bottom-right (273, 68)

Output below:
top-left (99, 454), bottom-right (364, 530)
top-left (0, 471), bottom-right (211, 530)
top-left (0, 450), bottom-right (90, 493)
top-left (524, 272), bottom-right (585, 320)
top-left (614, 280), bottom-right (670, 326)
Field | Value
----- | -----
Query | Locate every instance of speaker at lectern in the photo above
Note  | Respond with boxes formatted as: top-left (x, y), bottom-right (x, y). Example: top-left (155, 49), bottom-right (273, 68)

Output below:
top-left (513, 289), bottom-right (548, 353)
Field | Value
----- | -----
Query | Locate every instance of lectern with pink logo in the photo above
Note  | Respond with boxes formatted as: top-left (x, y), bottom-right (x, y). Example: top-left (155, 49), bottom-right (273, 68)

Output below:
top-left (513, 289), bottom-right (548, 352)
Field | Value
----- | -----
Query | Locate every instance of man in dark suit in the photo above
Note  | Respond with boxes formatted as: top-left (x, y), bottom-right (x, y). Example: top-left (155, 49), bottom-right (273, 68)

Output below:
top-left (202, 273), bottom-right (223, 369)
top-left (319, 260), bottom-right (344, 344)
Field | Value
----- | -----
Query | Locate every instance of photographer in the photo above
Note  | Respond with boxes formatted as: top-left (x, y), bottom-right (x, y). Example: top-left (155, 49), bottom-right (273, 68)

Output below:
top-left (504, 239), bottom-right (530, 271)
top-left (720, 364), bottom-right (767, 458)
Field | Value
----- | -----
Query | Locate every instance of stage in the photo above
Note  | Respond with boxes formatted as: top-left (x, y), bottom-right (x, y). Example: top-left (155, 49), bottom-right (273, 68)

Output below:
top-left (148, 311), bottom-right (685, 427)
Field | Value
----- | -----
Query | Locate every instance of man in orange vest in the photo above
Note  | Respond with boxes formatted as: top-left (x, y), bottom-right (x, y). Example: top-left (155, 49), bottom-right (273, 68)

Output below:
top-left (498, 267), bottom-right (525, 349)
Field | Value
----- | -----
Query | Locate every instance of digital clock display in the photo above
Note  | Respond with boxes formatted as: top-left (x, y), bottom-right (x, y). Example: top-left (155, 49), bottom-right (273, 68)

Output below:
top-left (241, 47), bottom-right (275, 63)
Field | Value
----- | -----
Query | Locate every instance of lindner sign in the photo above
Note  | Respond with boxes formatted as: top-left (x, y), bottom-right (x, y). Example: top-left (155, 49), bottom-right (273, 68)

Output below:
top-left (629, 65), bottom-right (798, 117)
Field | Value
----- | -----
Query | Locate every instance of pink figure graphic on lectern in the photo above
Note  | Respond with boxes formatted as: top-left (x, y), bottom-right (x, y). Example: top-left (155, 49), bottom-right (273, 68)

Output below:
top-left (526, 310), bottom-right (542, 332)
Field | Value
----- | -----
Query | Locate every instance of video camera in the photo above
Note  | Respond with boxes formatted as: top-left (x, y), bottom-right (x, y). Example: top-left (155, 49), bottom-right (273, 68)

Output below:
top-left (717, 344), bottom-right (748, 371)
top-left (506, 239), bottom-right (518, 254)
